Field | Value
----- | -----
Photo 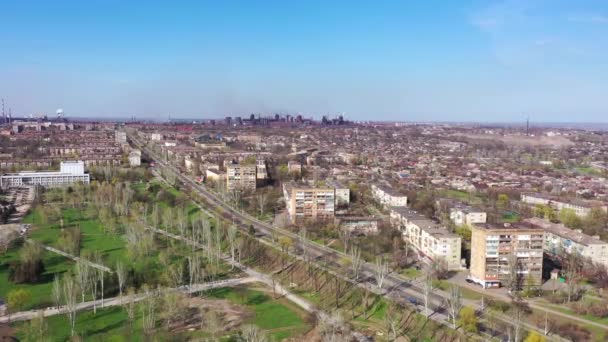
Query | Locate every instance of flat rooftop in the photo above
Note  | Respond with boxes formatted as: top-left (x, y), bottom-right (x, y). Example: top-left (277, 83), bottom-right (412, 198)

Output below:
top-left (473, 222), bottom-right (543, 232)
top-left (525, 217), bottom-right (606, 246)
top-left (390, 207), bottom-right (458, 238)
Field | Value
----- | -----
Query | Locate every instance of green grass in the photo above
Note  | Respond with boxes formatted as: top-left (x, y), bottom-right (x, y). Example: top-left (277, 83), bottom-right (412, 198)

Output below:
top-left (0, 247), bottom-right (73, 310)
top-left (25, 206), bottom-right (129, 267)
top-left (502, 211), bottom-right (520, 223)
top-left (574, 167), bottom-right (602, 176)
top-left (207, 286), bottom-right (310, 340)
top-left (400, 267), bottom-right (421, 279)
top-left (12, 304), bottom-right (162, 342)
top-left (440, 189), bottom-right (482, 204)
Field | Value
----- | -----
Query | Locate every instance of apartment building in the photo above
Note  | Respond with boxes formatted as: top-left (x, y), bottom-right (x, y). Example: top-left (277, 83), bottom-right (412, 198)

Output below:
top-left (372, 184), bottom-right (408, 207)
top-left (283, 182), bottom-right (335, 222)
top-left (326, 180), bottom-right (350, 206)
top-left (256, 159), bottom-right (268, 180)
top-left (226, 163), bottom-right (257, 191)
top-left (521, 192), bottom-right (608, 217)
top-left (469, 223), bottom-right (544, 289)
top-left (450, 206), bottom-right (487, 226)
top-left (390, 207), bottom-right (462, 271)
top-left (0, 161), bottom-right (90, 188)
top-left (525, 217), bottom-right (608, 266)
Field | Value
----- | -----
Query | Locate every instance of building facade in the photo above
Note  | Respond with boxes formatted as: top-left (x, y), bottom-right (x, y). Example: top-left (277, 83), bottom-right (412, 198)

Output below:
top-left (525, 217), bottom-right (608, 266)
top-left (372, 184), bottom-right (408, 207)
top-left (1, 161), bottom-right (90, 188)
top-left (450, 206), bottom-right (487, 226)
top-left (283, 182), bottom-right (335, 222)
top-left (390, 207), bottom-right (462, 271)
top-left (469, 223), bottom-right (544, 289)
top-left (521, 192), bottom-right (607, 217)
top-left (226, 163), bottom-right (257, 191)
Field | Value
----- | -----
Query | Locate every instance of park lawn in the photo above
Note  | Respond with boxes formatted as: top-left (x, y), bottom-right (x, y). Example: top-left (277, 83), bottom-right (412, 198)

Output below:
top-left (206, 286), bottom-right (311, 340)
top-left (536, 300), bottom-right (608, 326)
top-left (26, 206), bottom-right (128, 268)
top-left (0, 247), bottom-right (73, 310)
top-left (11, 304), bottom-right (188, 342)
top-left (400, 267), bottom-right (421, 279)
top-left (440, 189), bottom-right (483, 205)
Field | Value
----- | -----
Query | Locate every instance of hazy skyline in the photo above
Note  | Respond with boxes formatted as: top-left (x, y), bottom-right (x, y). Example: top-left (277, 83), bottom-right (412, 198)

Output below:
top-left (1, 0), bottom-right (607, 122)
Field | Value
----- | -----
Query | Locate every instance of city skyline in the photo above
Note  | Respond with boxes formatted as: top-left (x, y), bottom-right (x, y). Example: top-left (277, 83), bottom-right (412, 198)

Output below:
top-left (1, 0), bottom-right (607, 122)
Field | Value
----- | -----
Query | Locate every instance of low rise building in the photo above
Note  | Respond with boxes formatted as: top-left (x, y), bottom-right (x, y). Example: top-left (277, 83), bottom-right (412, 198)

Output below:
top-left (1, 161), bottom-right (90, 188)
top-left (525, 217), bottom-right (608, 266)
top-left (129, 150), bottom-right (141, 167)
top-left (450, 206), bottom-right (487, 226)
top-left (327, 180), bottom-right (350, 206)
top-left (469, 222), bottom-right (544, 289)
top-left (390, 207), bottom-right (462, 271)
top-left (288, 160), bottom-right (302, 174)
top-left (283, 182), bottom-right (335, 222)
top-left (521, 192), bottom-right (607, 217)
top-left (372, 184), bottom-right (408, 207)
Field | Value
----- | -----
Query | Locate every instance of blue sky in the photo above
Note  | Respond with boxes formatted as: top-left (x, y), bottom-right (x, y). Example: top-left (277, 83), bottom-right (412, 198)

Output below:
top-left (0, 0), bottom-right (607, 122)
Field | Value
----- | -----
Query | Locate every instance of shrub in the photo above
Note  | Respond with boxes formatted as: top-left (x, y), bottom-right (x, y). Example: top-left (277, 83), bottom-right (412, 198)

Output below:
top-left (555, 323), bottom-right (590, 341)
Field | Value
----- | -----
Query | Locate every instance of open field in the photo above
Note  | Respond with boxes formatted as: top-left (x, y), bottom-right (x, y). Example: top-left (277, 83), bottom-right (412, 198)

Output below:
top-left (0, 247), bottom-right (73, 310)
top-left (10, 285), bottom-right (312, 341)
top-left (207, 286), bottom-right (312, 340)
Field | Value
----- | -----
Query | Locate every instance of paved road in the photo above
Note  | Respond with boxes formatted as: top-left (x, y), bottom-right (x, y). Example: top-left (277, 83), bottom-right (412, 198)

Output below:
top-left (129, 131), bottom-right (578, 341)
top-left (0, 277), bottom-right (256, 323)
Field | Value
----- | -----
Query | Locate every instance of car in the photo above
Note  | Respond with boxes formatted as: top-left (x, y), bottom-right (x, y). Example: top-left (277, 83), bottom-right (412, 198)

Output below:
top-left (406, 297), bottom-right (419, 305)
top-left (465, 278), bottom-right (474, 284)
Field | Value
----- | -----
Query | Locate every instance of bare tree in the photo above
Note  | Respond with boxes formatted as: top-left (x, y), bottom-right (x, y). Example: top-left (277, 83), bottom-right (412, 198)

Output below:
top-left (383, 302), bottom-right (402, 341)
top-left (563, 249), bottom-right (583, 303)
top-left (116, 261), bottom-right (126, 303)
top-left (422, 268), bottom-right (435, 317)
top-left (506, 252), bottom-right (522, 295)
top-left (257, 193), bottom-right (268, 217)
top-left (227, 224), bottom-right (238, 268)
top-left (93, 252), bottom-right (105, 308)
top-left (62, 274), bottom-right (79, 336)
top-left (124, 287), bottom-right (136, 328)
top-left (510, 299), bottom-right (528, 342)
top-left (188, 252), bottom-right (203, 290)
top-left (446, 285), bottom-right (463, 329)
top-left (374, 256), bottom-right (389, 290)
top-left (339, 228), bottom-right (352, 254)
top-left (350, 246), bottom-right (363, 281)
top-left (75, 258), bottom-right (91, 304)
top-left (140, 286), bottom-right (156, 335)
top-left (52, 275), bottom-right (61, 308)
top-left (238, 324), bottom-right (269, 342)
top-left (168, 262), bottom-right (184, 288)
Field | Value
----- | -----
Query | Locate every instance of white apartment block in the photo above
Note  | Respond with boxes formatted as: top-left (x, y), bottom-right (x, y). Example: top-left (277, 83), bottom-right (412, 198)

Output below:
top-left (372, 184), bottom-right (408, 208)
top-left (327, 181), bottom-right (350, 206)
top-left (226, 163), bottom-right (257, 191)
top-left (390, 207), bottom-right (462, 271)
top-left (450, 206), bottom-right (487, 226)
top-left (283, 182), bottom-right (335, 222)
top-left (1, 161), bottom-right (90, 188)
top-left (521, 192), bottom-right (608, 217)
top-left (256, 159), bottom-right (268, 180)
top-left (525, 217), bottom-right (608, 266)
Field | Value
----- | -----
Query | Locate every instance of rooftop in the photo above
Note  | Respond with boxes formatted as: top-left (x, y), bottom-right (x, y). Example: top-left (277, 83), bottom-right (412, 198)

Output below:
top-left (525, 217), bottom-right (606, 246)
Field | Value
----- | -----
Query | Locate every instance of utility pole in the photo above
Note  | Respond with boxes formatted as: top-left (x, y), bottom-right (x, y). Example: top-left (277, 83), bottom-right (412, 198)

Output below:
top-left (526, 115), bottom-right (530, 136)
